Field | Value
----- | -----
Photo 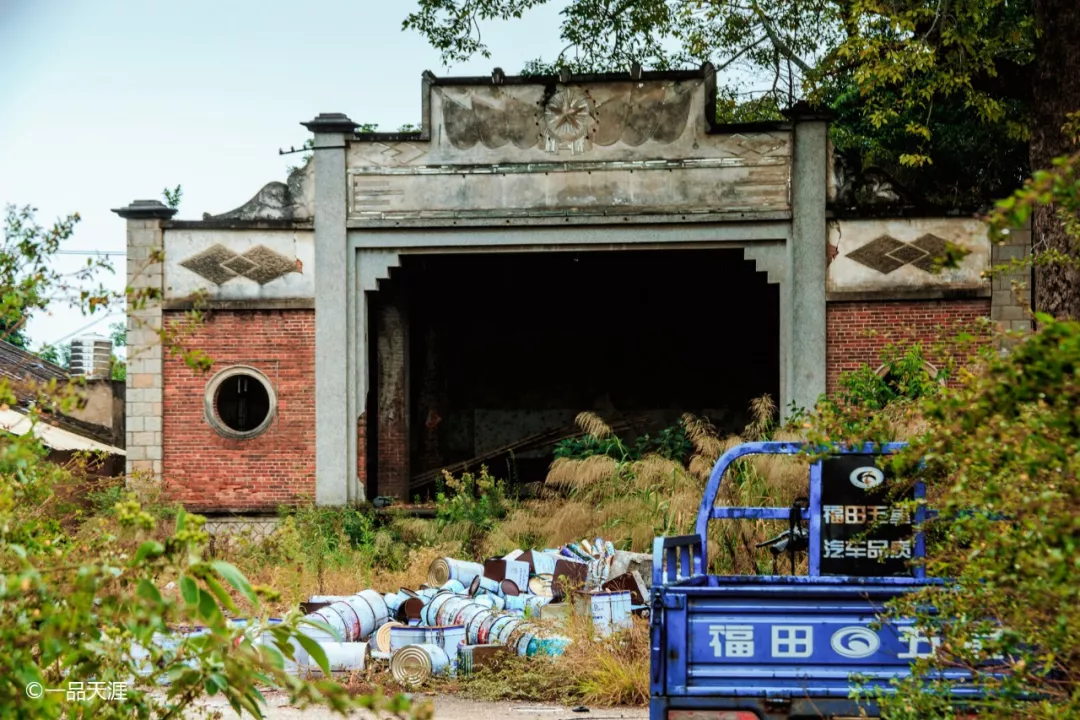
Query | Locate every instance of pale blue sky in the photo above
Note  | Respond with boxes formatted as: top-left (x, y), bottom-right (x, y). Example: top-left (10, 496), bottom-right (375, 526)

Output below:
top-left (0, 0), bottom-right (570, 352)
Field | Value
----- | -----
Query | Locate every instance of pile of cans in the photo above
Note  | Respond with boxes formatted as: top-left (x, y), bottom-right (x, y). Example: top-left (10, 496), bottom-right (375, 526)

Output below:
top-left (294, 538), bottom-right (638, 686)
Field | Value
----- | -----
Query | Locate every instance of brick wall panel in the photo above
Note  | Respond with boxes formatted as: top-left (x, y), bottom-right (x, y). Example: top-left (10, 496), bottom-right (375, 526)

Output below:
top-left (163, 310), bottom-right (316, 512)
top-left (826, 299), bottom-right (991, 392)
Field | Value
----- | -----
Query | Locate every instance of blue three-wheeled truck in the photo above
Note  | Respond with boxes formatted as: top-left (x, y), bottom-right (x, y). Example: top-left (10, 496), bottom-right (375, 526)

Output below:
top-left (649, 442), bottom-right (973, 720)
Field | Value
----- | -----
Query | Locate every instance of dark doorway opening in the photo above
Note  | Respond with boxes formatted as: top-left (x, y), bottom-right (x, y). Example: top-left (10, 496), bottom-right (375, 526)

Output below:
top-left (398, 247), bottom-right (780, 487)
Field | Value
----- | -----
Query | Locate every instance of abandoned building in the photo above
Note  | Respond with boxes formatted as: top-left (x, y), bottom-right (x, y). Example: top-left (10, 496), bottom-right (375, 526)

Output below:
top-left (115, 66), bottom-right (1031, 513)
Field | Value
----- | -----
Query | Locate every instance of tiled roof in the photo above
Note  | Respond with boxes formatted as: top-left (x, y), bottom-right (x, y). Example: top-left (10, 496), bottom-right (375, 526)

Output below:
top-left (0, 340), bottom-right (120, 450)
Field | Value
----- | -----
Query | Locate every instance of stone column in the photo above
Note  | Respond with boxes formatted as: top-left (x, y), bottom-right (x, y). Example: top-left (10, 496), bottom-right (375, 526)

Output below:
top-left (112, 199), bottom-right (175, 482)
top-left (784, 103), bottom-right (830, 415)
top-left (302, 113), bottom-right (359, 506)
top-left (991, 222), bottom-right (1033, 334)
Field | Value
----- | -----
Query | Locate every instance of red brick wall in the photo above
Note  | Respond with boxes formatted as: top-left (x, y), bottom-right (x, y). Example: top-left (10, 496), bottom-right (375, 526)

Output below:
top-left (826, 299), bottom-right (991, 392)
top-left (163, 310), bottom-right (315, 512)
top-left (375, 297), bottom-right (409, 499)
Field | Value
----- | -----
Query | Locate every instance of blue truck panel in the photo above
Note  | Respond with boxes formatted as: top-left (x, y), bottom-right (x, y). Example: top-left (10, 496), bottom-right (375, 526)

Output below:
top-left (650, 442), bottom-right (966, 719)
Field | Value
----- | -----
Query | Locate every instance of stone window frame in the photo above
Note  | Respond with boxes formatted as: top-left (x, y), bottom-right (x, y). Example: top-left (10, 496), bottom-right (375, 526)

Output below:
top-left (203, 365), bottom-right (278, 440)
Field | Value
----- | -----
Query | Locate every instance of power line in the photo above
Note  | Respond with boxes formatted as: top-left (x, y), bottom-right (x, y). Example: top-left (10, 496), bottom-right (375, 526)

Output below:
top-left (43, 312), bottom-right (123, 348)
top-left (53, 250), bottom-right (126, 256)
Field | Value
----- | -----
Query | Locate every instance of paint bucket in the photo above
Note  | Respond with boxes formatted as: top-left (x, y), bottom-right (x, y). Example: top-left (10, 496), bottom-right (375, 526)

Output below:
top-left (436, 596), bottom-right (472, 627)
top-left (531, 635), bottom-right (572, 657)
top-left (573, 590), bottom-right (632, 636)
top-left (523, 595), bottom-right (550, 618)
top-left (309, 641), bottom-right (370, 674)
top-left (476, 613), bottom-right (502, 645)
top-left (402, 597), bottom-right (425, 622)
top-left (310, 605), bottom-right (354, 643)
top-left (390, 625), bottom-right (435, 653)
top-left (529, 575), bottom-right (554, 598)
top-left (465, 609), bottom-right (492, 645)
top-left (422, 592), bottom-right (455, 627)
top-left (513, 631), bottom-right (536, 657)
top-left (503, 594), bottom-right (526, 612)
top-left (489, 616), bottom-right (521, 646)
top-left (428, 558), bottom-right (485, 589)
top-left (374, 621), bottom-right (404, 654)
top-left (453, 602), bottom-right (489, 629)
top-left (384, 591), bottom-right (409, 616)
top-left (390, 643), bottom-right (450, 687)
top-left (435, 624), bottom-right (466, 661)
top-left (610, 590), bottom-right (632, 632)
top-left (343, 590), bottom-right (388, 641)
top-left (439, 579), bottom-right (467, 594)
top-left (471, 594), bottom-right (496, 610)
top-left (499, 579), bottom-right (521, 597)
top-left (469, 575), bottom-right (502, 597)
top-left (530, 552), bottom-right (559, 576)
top-left (308, 595), bottom-right (350, 604)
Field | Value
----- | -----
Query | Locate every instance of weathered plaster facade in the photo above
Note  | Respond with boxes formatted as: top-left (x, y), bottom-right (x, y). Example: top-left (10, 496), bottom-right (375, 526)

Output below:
top-left (117, 67), bottom-right (1028, 509)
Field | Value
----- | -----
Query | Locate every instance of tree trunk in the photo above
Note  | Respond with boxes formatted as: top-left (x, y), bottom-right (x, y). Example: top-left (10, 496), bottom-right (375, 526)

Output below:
top-left (1031, 0), bottom-right (1080, 320)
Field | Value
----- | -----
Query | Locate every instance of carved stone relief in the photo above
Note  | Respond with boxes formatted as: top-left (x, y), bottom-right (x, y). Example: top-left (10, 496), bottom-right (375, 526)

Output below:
top-left (437, 80), bottom-right (698, 155)
top-left (179, 243), bottom-right (299, 286)
top-left (845, 234), bottom-right (951, 274)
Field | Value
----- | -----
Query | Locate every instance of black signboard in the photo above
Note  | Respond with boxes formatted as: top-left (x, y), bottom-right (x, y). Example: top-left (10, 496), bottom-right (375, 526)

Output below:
top-left (819, 454), bottom-right (915, 577)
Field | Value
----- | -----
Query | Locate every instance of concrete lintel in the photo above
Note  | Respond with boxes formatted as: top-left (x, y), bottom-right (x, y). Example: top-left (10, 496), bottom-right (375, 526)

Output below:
top-left (826, 286), bottom-right (991, 303)
top-left (162, 298), bottom-right (315, 311)
top-left (349, 221), bottom-right (791, 251)
top-left (348, 210), bottom-right (792, 230)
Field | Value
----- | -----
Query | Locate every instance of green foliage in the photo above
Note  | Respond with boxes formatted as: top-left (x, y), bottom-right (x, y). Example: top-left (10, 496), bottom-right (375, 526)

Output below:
top-left (554, 420), bottom-right (692, 464)
top-left (435, 466), bottom-right (511, 554)
top-left (834, 344), bottom-right (944, 411)
top-left (840, 316), bottom-right (1080, 718)
top-left (0, 204), bottom-right (418, 719)
top-left (36, 342), bottom-right (71, 370)
top-left (161, 185), bottom-right (182, 210)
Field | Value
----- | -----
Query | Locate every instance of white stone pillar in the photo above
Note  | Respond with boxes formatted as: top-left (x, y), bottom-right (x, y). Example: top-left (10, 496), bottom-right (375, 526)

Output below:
top-left (112, 199), bottom-right (175, 482)
top-left (784, 104), bottom-right (830, 416)
top-left (302, 113), bottom-right (360, 505)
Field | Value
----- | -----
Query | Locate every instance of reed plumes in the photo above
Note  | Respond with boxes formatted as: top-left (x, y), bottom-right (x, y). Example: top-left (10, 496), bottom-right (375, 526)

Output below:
top-left (545, 455), bottom-right (620, 492)
top-left (683, 412), bottom-right (724, 480)
top-left (744, 393), bottom-right (777, 440)
top-left (575, 410), bottom-right (613, 439)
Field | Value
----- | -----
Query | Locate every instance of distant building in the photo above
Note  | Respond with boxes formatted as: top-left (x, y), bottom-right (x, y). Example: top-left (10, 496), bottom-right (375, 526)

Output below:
top-left (0, 340), bottom-right (125, 476)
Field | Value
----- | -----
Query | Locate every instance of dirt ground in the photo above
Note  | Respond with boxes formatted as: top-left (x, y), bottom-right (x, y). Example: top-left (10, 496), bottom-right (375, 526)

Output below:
top-left (192, 692), bottom-right (649, 720)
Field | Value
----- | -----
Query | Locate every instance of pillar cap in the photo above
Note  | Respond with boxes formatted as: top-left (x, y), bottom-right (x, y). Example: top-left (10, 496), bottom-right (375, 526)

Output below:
top-left (111, 199), bottom-right (177, 220)
top-left (781, 100), bottom-right (833, 121)
top-left (301, 113), bottom-right (360, 134)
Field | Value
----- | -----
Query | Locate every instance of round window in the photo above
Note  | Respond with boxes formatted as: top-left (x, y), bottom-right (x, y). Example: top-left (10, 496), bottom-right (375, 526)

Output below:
top-left (204, 366), bottom-right (277, 439)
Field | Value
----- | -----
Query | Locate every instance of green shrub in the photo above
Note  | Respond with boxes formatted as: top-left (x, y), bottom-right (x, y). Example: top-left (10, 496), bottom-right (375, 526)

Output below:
top-left (435, 466), bottom-right (511, 555)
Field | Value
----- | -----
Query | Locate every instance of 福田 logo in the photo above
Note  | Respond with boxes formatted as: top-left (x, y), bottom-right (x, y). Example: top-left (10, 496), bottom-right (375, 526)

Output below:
top-left (830, 626), bottom-right (881, 659)
top-left (849, 466), bottom-right (885, 490)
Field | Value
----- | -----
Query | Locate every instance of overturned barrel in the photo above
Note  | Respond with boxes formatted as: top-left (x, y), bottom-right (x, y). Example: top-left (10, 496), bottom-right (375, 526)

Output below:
top-left (428, 558), bottom-right (484, 589)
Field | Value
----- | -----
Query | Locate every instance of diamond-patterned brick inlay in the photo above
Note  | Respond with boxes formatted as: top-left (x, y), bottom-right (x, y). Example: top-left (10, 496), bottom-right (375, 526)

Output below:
top-left (180, 243), bottom-right (298, 286)
top-left (845, 234), bottom-right (953, 275)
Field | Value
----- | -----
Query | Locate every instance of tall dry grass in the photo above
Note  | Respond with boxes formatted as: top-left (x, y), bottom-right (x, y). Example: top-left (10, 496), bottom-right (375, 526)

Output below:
top-left (460, 612), bottom-right (650, 707)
